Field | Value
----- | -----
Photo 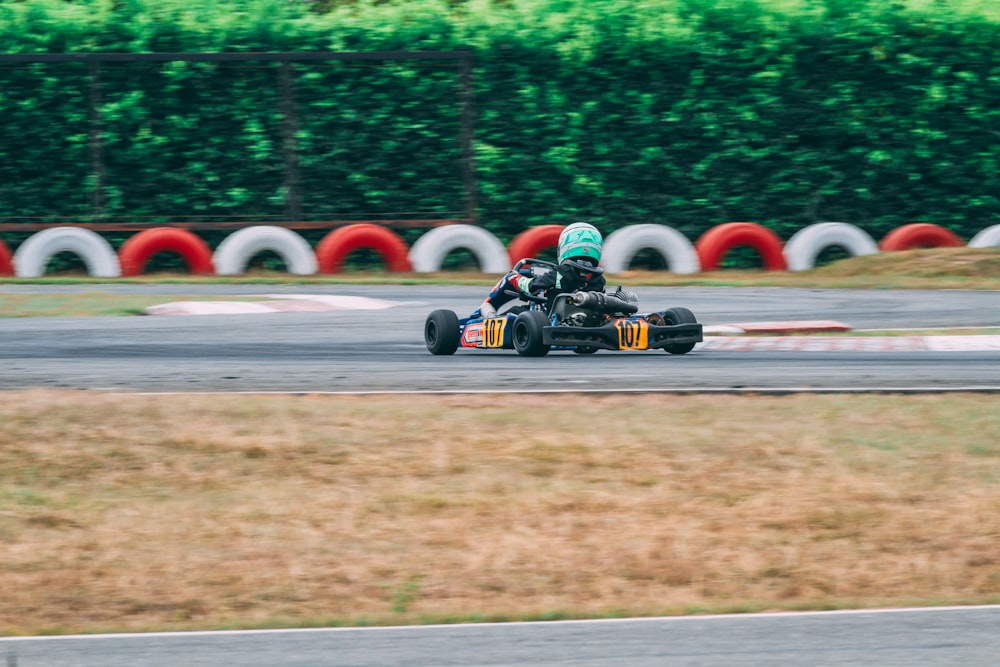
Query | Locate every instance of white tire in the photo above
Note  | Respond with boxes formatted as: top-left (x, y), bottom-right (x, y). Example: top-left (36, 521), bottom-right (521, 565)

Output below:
top-left (969, 224), bottom-right (1000, 248)
top-left (601, 224), bottom-right (700, 274)
top-left (213, 226), bottom-right (317, 275)
top-left (409, 224), bottom-right (511, 273)
top-left (783, 222), bottom-right (878, 271)
top-left (14, 227), bottom-right (121, 278)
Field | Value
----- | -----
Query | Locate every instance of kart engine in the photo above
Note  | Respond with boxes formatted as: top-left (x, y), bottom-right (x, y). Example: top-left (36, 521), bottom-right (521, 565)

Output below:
top-left (551, 296), bottom-right (596, 327)
top-left (553, 288), bottom-right (639, 326)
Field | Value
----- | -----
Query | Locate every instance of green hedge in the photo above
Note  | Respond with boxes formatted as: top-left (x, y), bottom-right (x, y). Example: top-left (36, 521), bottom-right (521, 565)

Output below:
top-left (1, 0), bottom-right (999, 248)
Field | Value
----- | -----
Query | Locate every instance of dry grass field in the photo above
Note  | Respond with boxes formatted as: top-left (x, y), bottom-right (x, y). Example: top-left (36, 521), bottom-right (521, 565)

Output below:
top-left (1, 390), bottom-right (998, 636)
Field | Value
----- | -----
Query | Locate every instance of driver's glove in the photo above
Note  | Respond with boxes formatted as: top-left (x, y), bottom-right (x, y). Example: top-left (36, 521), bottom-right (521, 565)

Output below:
top-left (508, 272), bottom-right (535, 294)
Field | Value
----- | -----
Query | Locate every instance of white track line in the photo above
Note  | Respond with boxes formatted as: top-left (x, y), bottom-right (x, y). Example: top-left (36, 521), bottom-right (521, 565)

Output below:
top-left (700, 335), bottom-right (1000, 352)
top-left (129, 387), bottom-right (1000, 396)
top-left (144, 295), bottom-right (407, 315)
top-left (3, 605), bottom-right (998, 641)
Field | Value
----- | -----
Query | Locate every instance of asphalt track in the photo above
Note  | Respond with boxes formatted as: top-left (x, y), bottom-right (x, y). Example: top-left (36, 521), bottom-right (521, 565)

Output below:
top-left (4, 606), bottom-right (1000, 666)
top-left (0, 285), bottom-right (998, 392)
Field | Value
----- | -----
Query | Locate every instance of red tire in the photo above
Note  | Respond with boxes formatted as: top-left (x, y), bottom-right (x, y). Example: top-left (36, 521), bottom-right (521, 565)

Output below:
top-left (118, 228), bottom-right (214, 276)
top-left (507, 225), bottom-right (563, 263)
top-left (879, 223), bottom-right (964, 251)
top-left (695, 222), bottom-right (788, 271)
top-left (315, 224), bottom-right (412, 273)
top-left (0, 237), bottom-right (13, 276)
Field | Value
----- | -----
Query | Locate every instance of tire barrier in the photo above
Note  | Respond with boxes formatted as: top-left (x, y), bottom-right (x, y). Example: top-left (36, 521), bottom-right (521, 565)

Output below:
top-left (213, 225), bottom-right (318, 276)
top-left (0, 238), bottom-right (13, 276)
top-left (506, 225), bottom-right (563, 263)
top-left (783, 222), bottom-right (879, 272)
top-left (2, 222), bottom-right (997, 279)
top-left (879, 223), bottom-right (964, 251)
top-left (409, 224), bottom-right (511, 273)
top-left (695, 222), bottom-right (788, 271)
top-left (602, 224), bottom-right (701, 274)
top-left (968, 224), bottom-right (1000, 249)
top-left (315, 224), bottom-right (412, 273)
top-left (117, 227), bottom-right (214, 276)
top-left (13, 226), bottom-right (121, 278)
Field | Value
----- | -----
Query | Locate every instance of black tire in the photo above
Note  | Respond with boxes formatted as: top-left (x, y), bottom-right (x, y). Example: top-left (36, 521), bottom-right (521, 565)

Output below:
top-left (425, 309), bottom-right (461, 355)
top-left (512, 310), bottom-right (550, 357)
top-left (660, 306), bottom-right (698, 355)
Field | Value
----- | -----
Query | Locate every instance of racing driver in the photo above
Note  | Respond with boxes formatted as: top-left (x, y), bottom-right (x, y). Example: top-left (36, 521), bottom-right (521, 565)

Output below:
top-left (475, 222), bottom-right (606, 318)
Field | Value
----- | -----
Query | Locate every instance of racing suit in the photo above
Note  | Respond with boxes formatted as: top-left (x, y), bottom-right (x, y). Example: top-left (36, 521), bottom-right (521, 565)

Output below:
top-left (475, 260), bottom-right (606, 318)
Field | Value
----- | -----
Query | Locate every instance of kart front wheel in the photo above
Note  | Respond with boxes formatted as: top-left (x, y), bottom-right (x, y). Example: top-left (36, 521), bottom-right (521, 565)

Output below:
top-left (660, 306), bottom-right (698, 355)
top-left (425, 309), bottom-right (461, 355)
top-left (512, 311), bottom-right (550, 357)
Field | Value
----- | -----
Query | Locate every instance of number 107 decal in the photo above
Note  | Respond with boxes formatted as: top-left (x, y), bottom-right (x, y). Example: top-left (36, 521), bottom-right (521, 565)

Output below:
top-left (483, 317), bottom-right (508, 348)
top-left (614, 319), bottom-right (649, 350)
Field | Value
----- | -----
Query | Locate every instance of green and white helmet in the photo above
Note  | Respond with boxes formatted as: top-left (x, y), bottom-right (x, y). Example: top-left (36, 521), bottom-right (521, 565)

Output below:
top-left (557, 222), bottom-right (603, 264)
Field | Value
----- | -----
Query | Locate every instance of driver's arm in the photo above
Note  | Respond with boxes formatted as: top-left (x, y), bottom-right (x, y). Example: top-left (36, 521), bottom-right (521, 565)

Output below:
top-left (476, 268), bottom-right (539, 318)
top-left (522, 268), bottom-right (556, 293)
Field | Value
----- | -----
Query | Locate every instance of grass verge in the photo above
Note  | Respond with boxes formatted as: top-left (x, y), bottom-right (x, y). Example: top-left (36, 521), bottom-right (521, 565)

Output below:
top-left (1, 391), bottom-right (998, 636)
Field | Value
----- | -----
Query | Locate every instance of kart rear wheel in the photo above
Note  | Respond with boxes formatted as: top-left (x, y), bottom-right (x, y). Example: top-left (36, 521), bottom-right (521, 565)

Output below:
top-left (512, 310), bottom-right (550, 357)
top-left (660, 306), bottom-right (698, 355)
top-left (425, 309), bottom-right (461, 355)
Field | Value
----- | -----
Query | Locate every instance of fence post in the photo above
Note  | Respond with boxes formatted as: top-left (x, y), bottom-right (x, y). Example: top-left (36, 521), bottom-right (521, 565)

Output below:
top-left (88, 61), bottom-right (107, 221)
top-left (459, 51), bottom-right (478, 224)
top-left (278, 61), bottom-right (303, 222)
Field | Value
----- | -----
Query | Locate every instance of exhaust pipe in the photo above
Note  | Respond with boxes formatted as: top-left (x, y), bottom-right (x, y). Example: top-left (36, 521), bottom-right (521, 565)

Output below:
top-left (569, 291), bottom-right (639, 315)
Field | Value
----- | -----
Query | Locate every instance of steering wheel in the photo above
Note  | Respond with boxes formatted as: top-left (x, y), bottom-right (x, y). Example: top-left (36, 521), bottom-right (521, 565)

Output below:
top-left (503, 284), bottom-right (547, 304)
top-left (505, 258), bottom-right (551, 304)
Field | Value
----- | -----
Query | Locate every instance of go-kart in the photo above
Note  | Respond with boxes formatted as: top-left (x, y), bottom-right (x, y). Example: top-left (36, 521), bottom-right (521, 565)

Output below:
top-left (424, 258), bottom-right (703, 356)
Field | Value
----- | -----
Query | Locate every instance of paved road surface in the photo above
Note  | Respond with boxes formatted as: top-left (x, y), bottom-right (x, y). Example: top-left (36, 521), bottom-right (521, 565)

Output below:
top-left (0, 286), bottom-right (998, 392)
top-left (4, 606), bottom-right (999, 667)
